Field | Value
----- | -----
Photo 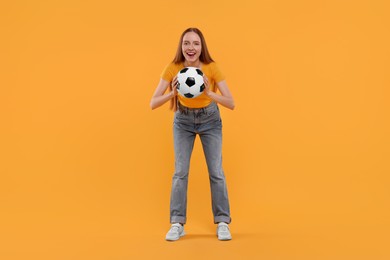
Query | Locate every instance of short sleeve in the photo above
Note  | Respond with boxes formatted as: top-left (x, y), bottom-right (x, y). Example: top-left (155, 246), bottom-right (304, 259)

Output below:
top-left (212, 62), bottom-right (225, 83)
top-left (161, 63), bottom-right (175, 82)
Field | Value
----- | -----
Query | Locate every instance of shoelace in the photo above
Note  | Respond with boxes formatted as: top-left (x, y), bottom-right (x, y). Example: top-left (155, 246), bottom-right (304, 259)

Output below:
top-left (218, 225), bottom-right (229, 232)
top-left (170, 226), bottom-right (180, 233)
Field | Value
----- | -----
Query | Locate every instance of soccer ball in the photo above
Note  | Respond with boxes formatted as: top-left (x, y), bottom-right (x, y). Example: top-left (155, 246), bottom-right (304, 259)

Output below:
top-left (176, 67), bottom-right (205, 98)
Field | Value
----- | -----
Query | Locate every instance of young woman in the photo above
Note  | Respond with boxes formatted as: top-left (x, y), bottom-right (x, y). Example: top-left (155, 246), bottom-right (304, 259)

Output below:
top-left (150, 28), bottom-right (234, 241)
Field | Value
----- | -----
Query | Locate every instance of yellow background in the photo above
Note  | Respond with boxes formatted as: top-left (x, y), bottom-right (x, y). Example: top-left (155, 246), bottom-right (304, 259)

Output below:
top-left (1, 0), bottom-right (389, 259)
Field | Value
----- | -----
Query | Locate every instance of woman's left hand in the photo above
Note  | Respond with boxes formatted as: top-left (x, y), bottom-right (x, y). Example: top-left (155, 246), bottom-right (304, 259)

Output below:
top-left (203, 75), bottom-right (211, 96)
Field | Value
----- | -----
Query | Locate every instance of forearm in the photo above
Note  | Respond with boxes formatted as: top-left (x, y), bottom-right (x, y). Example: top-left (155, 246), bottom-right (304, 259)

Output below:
top-left (150, 91), bottom-right (175, 110)
top-left (207, 91), bottom-right (235, 110)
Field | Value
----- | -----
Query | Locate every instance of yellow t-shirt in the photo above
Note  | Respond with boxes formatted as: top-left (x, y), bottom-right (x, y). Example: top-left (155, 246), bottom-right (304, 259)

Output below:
top-left (161, 62), bottom-right (225, 108)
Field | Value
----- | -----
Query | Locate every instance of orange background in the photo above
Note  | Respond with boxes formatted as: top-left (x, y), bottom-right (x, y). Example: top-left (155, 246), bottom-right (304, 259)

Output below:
top-left (1, 0), bottom-right (389, 259)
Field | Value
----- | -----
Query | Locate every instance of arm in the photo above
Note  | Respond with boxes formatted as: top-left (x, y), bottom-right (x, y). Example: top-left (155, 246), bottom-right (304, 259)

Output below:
top-left (204, 78), bottom-right (235, 110)
top-left (150, 77), bottom-right (178, 110)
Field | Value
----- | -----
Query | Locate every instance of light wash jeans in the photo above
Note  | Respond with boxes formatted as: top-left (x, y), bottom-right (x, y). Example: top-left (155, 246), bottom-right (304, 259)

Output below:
top-left (170, 102), bottom-right (231, 224)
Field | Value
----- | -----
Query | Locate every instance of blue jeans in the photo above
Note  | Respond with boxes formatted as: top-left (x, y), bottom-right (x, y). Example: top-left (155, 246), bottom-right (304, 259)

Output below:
top-left (170, 102), bottom-right (231, 224)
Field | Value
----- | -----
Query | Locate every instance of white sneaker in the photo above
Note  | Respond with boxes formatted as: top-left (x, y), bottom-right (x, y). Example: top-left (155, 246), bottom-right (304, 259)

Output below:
top-left (217, 222), bottom-right (232, 241)
top-left (165, 223), bottom-right (185, 241)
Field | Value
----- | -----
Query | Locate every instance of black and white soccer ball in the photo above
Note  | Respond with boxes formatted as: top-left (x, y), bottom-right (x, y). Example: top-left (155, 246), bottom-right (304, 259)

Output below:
top-left (176, 67), bottom-right (205, 98)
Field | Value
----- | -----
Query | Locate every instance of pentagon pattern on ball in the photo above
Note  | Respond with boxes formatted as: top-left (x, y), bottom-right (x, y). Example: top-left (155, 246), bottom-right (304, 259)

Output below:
top-left (196, 69), bottom-right (203, 76)
top-left (180, 68), bottom-right (189, 74)
top-left (185, 77), bottom-right (196, 87)
top-left (184, 93), bottom-right (194, 98)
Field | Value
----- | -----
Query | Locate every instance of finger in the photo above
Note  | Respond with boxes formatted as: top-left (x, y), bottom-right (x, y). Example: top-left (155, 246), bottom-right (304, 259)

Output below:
top-left (203, 76), bottom-right (209, 84)
top-left (171, 79), bottom-right (177, 87)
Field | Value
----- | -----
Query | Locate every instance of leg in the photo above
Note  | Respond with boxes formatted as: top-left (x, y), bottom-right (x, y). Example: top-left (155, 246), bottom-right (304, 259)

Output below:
top-left (170, 122), bottom-right (196, 224)
top-left (199, 121), bottom-right (231, 224)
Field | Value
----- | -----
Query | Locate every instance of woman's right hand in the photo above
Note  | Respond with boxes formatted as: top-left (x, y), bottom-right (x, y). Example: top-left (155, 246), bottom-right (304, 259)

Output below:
top-left (171, 76), bottom-right (178, 97)
top-left (150, 77), bottom-right (178, 110)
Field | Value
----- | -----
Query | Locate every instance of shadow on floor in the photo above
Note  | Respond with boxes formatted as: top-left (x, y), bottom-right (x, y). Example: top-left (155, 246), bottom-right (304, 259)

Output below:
top-left (177, 232), bottom-right (260, 241)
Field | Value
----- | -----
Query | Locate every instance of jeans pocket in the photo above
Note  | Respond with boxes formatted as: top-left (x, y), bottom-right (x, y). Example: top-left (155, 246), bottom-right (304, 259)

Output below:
top-left (206, 109), bottom-right (217, 117)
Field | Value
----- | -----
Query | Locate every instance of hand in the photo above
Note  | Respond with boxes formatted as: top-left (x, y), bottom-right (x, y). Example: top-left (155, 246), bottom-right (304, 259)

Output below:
top-left (203, 75), bottom-right (211, 96)
top-left (171, 76), bottom-right (178, 97)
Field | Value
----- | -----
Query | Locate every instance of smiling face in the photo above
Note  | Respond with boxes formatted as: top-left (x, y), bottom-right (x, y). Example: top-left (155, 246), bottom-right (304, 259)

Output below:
top-left (181, 31), bottom-right (202, 67)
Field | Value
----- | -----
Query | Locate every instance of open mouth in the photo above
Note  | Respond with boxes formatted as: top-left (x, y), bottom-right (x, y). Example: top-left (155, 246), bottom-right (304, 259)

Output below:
top-left (186, 52), bottom-right (196, 58)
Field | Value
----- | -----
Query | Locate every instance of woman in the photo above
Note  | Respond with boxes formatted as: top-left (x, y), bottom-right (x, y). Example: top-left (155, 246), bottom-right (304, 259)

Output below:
top-left (150, 28), bottom-right (234, 241)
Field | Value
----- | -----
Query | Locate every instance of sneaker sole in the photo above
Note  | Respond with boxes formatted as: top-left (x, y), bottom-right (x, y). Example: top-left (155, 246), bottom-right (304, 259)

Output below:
top-left (217, 233), bottom-right (232, 241)
top-left (166, 231), bottom-right (185, 241)
top-left (218, 236), bottom-right (232, 241)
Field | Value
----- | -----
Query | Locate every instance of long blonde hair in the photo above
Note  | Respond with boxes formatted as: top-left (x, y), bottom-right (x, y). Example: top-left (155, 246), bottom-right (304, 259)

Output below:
top-left (170, 28), bottom-right (214, 111)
